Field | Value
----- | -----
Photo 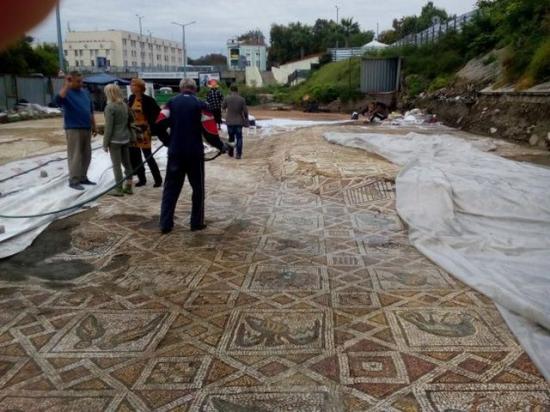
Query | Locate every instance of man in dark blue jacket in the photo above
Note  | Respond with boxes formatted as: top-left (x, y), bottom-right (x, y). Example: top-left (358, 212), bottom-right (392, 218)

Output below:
top-left (159, 78), bottom-right (224, 234)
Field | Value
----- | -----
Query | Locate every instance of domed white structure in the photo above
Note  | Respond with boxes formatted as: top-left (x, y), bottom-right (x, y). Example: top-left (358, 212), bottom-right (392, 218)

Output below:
top-left (361, 40), bottom-right (389, 51)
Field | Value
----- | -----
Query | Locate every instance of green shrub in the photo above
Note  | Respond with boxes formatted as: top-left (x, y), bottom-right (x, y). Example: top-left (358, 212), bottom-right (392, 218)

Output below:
top-left (405, 74), bottom-right (429, 97)
top-left (483, 53), bottom-right (497, 66)
top-left (524, 38), bottom-right (550, 84)
top-left (428, 75), bottom-right (454, 91)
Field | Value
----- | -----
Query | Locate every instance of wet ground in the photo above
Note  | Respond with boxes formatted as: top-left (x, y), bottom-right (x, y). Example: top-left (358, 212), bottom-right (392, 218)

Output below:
top-left (0, 116), bottom-right (549, 411)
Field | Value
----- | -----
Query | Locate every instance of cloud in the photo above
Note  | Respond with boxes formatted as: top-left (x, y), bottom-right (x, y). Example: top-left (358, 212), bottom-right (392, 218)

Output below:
top-left (30, 0), bottom-right (477, 57)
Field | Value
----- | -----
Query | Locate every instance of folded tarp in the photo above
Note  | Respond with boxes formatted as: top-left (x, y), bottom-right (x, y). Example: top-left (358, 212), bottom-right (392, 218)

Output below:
top-left (325, 131), bottom-right (550, 380)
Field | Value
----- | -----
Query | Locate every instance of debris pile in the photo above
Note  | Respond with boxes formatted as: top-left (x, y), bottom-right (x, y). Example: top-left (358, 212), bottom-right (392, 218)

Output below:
top-left (0, 102), bottom-right (62, 124)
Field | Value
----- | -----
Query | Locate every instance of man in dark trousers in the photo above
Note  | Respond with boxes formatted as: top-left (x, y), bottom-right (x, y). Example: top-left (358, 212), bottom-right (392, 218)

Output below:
top-left (205, 79), bottom-right (224, 130)
top-left (54, 71), bottom-right (98, 190)
top-left (222, 85), bottom-right (248, 159)
top-left (158, 78), bottom-right (225, 234)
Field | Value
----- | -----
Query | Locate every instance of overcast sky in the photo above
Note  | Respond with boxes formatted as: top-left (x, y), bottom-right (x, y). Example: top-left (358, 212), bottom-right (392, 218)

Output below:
top-left (31, 0), bottom-right (477, 57)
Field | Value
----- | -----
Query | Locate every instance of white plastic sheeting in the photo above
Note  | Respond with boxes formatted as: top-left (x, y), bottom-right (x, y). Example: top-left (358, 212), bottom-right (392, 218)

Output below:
top-left (0, 118), bottom-right (344, 259)
top-left (325, 131), bottom-right (550, 380)
top-left (253, 118), bottom-right (348, 137)
top-left (0, 143), bottom-right (168, 259)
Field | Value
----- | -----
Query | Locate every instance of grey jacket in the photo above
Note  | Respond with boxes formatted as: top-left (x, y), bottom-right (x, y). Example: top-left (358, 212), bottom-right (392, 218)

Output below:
top-left (222, 93), bottom-right (249, 126)
top-left (103, 102), bottom-right (132, 147)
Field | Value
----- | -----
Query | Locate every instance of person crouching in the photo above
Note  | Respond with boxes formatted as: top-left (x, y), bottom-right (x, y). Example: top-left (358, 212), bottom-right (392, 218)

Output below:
top-left (103, 84), bottom-right (135, 196)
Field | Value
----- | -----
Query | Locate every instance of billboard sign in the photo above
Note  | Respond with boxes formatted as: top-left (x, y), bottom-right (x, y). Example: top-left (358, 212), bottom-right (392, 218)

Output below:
top-left (199, 72), bottom-right (221, 87)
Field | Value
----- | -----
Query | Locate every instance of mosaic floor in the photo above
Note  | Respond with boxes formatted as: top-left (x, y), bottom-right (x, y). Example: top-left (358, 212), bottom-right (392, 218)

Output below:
top-left (0, 127), bottom-right (548, 411)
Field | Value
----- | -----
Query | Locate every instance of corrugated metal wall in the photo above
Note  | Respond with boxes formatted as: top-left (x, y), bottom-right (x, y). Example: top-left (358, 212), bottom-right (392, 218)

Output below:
top-left (360, 58), bottom-right (401, 93)
top-left (16, 77), bottom-right (47, 106)
top-left (0, 77), bottom-right (7, 111)
top-left (0, 76), bottom-right (66, 110)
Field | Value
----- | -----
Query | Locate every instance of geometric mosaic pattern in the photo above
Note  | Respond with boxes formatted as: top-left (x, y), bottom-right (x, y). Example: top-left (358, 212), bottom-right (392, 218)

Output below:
top-left (0, 128), bottom-right (548, 411)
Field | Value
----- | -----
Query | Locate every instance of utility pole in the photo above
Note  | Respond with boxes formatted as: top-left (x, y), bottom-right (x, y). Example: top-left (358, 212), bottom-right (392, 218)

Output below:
top-left (55, 2), bottom-right (64, 75)
top-left (136, 14), bottom-right (144, 37)
top-left (172, 21), bottom-right (196, 78)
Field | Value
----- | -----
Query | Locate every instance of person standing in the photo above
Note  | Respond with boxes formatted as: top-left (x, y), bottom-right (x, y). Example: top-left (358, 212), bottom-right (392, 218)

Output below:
top-left (222, 85), bottom-right (248, 159)
top-left (54, 71), bottom-right (97, 190)
top-left (206, 79), bottom-right (224, 130)
top-left (157, 79), bottom-right (226, 234)
top-left (103, 84), bottom-right (135, 197)
top-left (128, 78), bottom-right (163, 187)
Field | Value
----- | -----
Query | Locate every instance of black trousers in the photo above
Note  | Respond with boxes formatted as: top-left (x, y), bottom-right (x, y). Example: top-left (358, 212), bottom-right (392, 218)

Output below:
top-left (160, 155), bottom-right (205, 230)
top-left (212, 108), bottom-right (222, 128)
top-left (129, 146), bottom-right (163, 184)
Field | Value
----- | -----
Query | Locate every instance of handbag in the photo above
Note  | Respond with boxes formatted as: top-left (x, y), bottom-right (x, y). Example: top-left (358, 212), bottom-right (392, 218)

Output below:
top-left (127, 106), bottom-right (141, 144)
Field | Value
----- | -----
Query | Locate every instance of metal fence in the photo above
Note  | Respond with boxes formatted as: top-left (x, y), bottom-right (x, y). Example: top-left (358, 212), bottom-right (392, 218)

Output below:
top-left (0, 75), bottom-right (65, 111)
top-left (392, 10), bottom-right (478, 47)
top-left (328, 48), bottom-right (365, 62)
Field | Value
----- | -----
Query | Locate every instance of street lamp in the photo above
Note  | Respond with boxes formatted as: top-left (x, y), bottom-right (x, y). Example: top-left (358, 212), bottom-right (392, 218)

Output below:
top-left (136, 14), bottom-right (144, 37)
top-left (172, 21), bottom-right (196, 78)
top-left (55, 2), bottom-right (64, 75)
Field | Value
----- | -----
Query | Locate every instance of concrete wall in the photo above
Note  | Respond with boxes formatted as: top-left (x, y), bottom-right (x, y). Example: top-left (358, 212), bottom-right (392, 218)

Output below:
top-left (272, 55), bottom-right (320, 85)
top-left (245, 66), bottom-right (263, 88)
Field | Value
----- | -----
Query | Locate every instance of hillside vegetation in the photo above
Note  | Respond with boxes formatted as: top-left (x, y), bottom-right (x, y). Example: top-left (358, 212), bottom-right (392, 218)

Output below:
top-left (377, 0), bottom-right (550, 95)
top-left (271, 0), bottom-right (550, 106)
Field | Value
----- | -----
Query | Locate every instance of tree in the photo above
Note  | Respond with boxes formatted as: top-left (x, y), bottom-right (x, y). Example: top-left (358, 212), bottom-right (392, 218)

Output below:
top-left (0, 36), bottom-right (59, 75)
top-left (269, 18), bottom-right (375, 65)
top-left (238, 30), bottom-right (266, 46)
top-left (382, 1), bottom-right (449, 42)
top-left (189, 53), bottom-right (227, 66)
top-left (340, 18), bottom-right (360, 47)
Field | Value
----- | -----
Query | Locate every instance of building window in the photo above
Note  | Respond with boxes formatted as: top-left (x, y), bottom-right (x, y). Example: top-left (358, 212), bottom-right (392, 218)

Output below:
top-left (124, 60), bottom-right (128, 66)
top-left (75, 61), bottom-right (79, 67)
top-left (123, 39), bottom-right (127, 46)
top-left (91, 60), bottom-right (95, 66)
top-left (64, 50), bottom-right (68, 56)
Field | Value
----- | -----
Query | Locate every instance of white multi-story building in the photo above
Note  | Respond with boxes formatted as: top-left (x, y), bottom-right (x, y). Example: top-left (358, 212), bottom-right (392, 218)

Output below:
top-left (226, 39), bottom-right (267, 72)
top-left (64, 30), bottom-right (183, 72)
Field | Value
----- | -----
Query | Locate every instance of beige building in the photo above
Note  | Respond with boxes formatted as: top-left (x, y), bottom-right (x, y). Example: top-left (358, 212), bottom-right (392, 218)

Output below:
top-left (64, 30), bottom-right (183, 72)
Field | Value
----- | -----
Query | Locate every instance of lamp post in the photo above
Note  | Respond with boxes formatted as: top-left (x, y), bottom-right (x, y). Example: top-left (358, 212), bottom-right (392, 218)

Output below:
top-left (55, 2), bottom-right (64, 75)
top-left (136, 14), bottom-right (144, 37)
top-left (172, 21), bottom-right (196, 78)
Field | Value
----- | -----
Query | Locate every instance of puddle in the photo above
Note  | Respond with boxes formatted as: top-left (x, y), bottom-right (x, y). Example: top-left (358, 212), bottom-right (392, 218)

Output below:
top-left (0, 211), bottom-right (97, 284)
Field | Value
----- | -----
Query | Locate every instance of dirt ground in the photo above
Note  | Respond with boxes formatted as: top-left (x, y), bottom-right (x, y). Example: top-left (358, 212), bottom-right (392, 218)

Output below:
top-left (1, 108), bottom-right (549, 167)
top-left (0, 110), bottom-right (349, 166)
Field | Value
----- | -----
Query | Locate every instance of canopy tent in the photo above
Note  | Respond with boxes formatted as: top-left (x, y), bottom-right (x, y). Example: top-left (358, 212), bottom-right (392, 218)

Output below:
top-left (361, 40), bottom-right (389, 51)
top-left (83, 73), bottom-right (130, 85)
